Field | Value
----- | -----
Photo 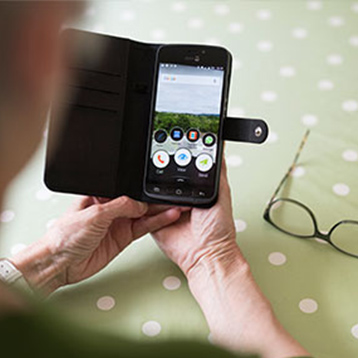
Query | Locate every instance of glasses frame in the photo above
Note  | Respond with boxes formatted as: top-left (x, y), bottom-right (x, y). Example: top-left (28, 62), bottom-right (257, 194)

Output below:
top-left (263, 130), bottom-right (358, 259)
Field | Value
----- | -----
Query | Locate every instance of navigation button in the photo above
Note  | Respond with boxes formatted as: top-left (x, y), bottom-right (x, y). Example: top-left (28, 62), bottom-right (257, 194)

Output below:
top-left (175, 189), bottom-right (183, 196)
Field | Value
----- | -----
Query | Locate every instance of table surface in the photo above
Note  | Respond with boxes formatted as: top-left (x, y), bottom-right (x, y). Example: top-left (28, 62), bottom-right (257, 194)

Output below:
top-left (1, 1), bottom-right (358, 357)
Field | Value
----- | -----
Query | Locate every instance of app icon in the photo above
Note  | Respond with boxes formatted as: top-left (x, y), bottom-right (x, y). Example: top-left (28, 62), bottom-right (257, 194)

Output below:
top-left (187, 129), bottom-right (200, 142)
top-left (154, 129), bottom-right (168, 143)
top-left (171, 127), bottom-right (184, 141)
top-left (152, 150), bottom-right (170, 169)
top-left (195, 154), bottom-right (213, 172)
top-left (203, 133), bottom-right (216, 147)
top-left (174, 148), bottom-right (192, 167)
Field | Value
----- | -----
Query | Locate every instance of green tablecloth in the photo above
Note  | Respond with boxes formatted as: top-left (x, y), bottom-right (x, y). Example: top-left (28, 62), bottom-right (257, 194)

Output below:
top-left (1, 1), bottom-right (358, 357)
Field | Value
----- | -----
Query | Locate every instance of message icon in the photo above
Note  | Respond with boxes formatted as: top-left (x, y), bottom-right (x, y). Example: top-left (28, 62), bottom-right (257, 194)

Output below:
top-left (195, 154), bottom-right (213, 172)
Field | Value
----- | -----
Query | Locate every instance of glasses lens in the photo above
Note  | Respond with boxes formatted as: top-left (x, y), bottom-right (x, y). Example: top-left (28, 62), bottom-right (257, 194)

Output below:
top-left (330, 222), bottom-right (358, 256)
top-left (269, 199), bottom-right (315, 237)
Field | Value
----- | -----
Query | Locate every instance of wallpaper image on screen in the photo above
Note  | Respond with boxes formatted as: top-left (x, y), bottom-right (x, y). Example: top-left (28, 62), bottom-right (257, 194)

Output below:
top-left (146, 63), bottom-right (224, 199)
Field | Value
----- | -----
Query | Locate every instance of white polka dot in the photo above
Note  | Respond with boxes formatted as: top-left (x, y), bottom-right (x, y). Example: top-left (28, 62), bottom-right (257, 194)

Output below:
top-left (36, 188), bottom-right (53, 201)
top-left (163, 276), bottom-right (181, 291)
top-left (342, 100), bottom-right (358, 112)
top-left (299, 298), bottom-right (318, 314)
top-left (96, 296), bottom-right (116, 311)
top-left (292, 28), bottom-right (308, 39)
top-left (46, 218), bottom-right (57, 229)
top-left (142, 321), bottom-right (161, 337)
top-left (333, 183), bottom-right (350, 196)
top-left (268, 252), bottom-right (287, 266)
top-left (92, 24), bottom-right (105, 33)
top-left (352, 3), bottom-right (358, 13)
top-left (228, 22), bottom-right (243, 33)
top-left (120, 10), bottom-right (136, 21)
top-left (351, 324), bottom-right (358, 339)
top-left (10, 243), bottom-right (27, 256)
top-left (268, 131), bottom-right (278, 144)
top-left (280, 66), bottom-right (296, 78)
top-left (172, 2), bottom-right (187, 12)
top-left (233, 59), bottom-right (242, 70)
top-left (315, 238), bottom-right (328, 244)
top-left (227, 155), bottom-right (243, 167)
top-left (85, 6), bottom-right (96, 17)
top-left (307, 1), bottom-right (322, 10)
top-left (0, 210), bottom-right (15, 223)
top-left (342, 150), bottom-right (358, 162)
top-left (349, 36), bottom-right (358, 47)
top-left (291, 166), bottom-right (306, 178)
top-left (235, 219), bottom-right (247, 233)
top-left (327, 54), bottom-right (343, 65)
top-left (261, 91), bottom-right (278, 102)
top-left (214, 3), bottom-right (230, 15)
top-left (328, 16), bottom-right (344, 27)
top-left (231, 107), bottom-right (245, 116)
top-left (302, 114), bottom-right (318, 127)
top-left (208, 333), bottom-right (214, 344)
top-left (270, 200), bottom-right (282, 211)
top-left (318, 80), bottom-right (334, 91)
top-left (151, 29), bottom-right (166, 40)
top-left (205, 38), bottom-right (220, 45)
top-left (257, 41), bottom-right (273, 52)
top-left (257, 9), bottom-right (272, 20)
top-left (187, 18), bottom-right (204, 29)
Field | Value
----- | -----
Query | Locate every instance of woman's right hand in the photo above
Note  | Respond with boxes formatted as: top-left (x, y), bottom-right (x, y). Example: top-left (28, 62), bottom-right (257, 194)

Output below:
top-left (152, 161), bottom-right (310, 358)
top-left (152, 161), bottom-right (246, 278)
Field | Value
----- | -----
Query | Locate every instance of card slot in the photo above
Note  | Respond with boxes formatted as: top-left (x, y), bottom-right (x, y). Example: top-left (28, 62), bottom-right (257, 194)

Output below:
top-left (68, 104), bottom-right (118, 114)
top-left (66, 87), bottom-right (123, 113)
top-left (68, 84), bottom-right (121, 96)
top-left (69, 66), bottom-right (123, 78)
top-left (67, 68), bottom-right (123, 94)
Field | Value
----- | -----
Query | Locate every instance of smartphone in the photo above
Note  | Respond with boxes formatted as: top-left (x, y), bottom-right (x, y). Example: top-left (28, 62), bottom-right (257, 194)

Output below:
top-left (144, 44), bottom-right (232, 207)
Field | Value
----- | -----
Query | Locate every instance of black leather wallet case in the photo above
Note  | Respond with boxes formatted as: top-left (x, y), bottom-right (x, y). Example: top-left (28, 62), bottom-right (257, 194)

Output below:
top-left (45, 30), bottom-right (268, 206)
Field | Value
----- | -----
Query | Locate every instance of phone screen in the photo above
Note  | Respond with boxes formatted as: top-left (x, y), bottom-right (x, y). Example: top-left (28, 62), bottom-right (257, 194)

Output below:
top-left (145, 62), bottom-right (225, 201)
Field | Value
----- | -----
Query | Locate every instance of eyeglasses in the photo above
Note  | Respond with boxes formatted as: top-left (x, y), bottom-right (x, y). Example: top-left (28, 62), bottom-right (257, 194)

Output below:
top-left (263, 130), bottom-right (358, 258)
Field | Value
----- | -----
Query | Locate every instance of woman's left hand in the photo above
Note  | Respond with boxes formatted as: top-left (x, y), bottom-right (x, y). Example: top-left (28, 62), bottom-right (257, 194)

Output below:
top-left (11, 196), bottom-right (182, 295)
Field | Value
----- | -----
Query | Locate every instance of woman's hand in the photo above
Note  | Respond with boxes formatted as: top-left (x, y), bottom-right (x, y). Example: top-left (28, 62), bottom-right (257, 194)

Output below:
top-left (12, 196), bottom-right (181, 295)
top-left (152, 162), bottom-right (310, 358)
top-left (153, 161), bottom-right (245, 277)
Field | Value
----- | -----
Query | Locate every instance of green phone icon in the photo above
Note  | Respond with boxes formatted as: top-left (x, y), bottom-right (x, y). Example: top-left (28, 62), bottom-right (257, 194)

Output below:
top-left (205, 137), bottom-right (213, 145)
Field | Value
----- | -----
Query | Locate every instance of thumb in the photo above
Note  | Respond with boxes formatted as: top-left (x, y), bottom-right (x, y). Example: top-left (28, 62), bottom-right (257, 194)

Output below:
top-left (100, 196), bottom-right (148, 220)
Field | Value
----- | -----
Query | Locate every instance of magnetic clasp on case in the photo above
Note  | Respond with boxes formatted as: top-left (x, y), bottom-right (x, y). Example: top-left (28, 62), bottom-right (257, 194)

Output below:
top-left (223, 117), bottom-right (269, 144)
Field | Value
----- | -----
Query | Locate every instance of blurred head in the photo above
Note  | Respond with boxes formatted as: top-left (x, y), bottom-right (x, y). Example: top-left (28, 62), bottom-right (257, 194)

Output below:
top-left (0, 1), bottom-right (84, 200)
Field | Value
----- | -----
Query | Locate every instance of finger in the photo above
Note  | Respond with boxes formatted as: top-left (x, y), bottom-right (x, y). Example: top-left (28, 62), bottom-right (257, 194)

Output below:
top-left (132, 208), bottom-right (182, 239)
top-left (100, 196), bottom-right (148, 220)
top-left (146, 204), bottom-right (175, 216)
top-left (146, 204), bottom-right (192, 216)
top-left (67, 196), bottom-right (94, 213)
top-left (217, 158), bottom-right (232, 204)
top-left (221, 156), bottom-right (228, 178)
top-left (94, 197), bottom-right (112, 204)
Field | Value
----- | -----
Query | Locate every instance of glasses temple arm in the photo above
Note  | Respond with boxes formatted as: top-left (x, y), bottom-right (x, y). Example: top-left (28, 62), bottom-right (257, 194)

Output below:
top-left (266, 130), bottom-right (311, 207)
